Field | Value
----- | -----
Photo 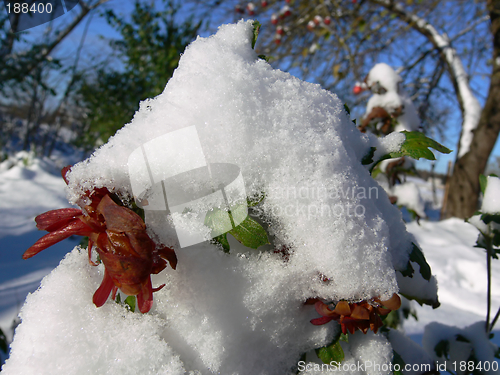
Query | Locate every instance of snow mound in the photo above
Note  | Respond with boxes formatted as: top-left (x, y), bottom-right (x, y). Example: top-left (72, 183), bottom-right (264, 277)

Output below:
top-left (2, 248), bottom-right (186, 375)
top-left (482, 176), bottom-right (500, 214)
top-left (66, 20), bottom-right (414, 301)
top-left (6, 21), bottom-right (422, 373)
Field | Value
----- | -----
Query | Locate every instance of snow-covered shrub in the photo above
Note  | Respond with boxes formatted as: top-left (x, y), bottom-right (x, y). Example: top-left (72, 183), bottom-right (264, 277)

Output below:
top-left (3, 21), bottom-right (448, 374)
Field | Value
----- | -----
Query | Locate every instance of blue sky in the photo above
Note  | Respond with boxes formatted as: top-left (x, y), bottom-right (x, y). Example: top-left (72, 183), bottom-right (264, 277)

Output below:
top-left (8, 0), bottom-right (498, 175)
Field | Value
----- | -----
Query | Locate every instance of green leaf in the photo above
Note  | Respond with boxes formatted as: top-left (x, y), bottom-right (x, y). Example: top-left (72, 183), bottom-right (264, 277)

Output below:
top-left (212, 233), bottom-right (230, 253)
top-left (204, 207), bottom-right (235, 237)
top-left (124, 296), bottom-right (136, 312)
top-left (228, 216), bottom-right (269, 249)
top-left (399, 260), bottom-right (414, 278)
top-left (481, 213), bottom-right (500, 225)
top-left (339, 333), bottom-right (349, 343)
top-left (369, 132), bottom-right (451, 173)
top-left (435, 339), bottom-right (450, 359)
top-left (480, 174), bottom-right (488, 195)
top-left (456, 334), bottom-right (470, 343)
top-left (382, 310), bottom-right (401, 329)
top-left (252, 21), bottom-right (261, 49)
top-left (390, 131), bottom-right (451, 161)
top-left (315, 340), bottom-right (344, 365)
top-left (392, 350), bottom-right (406, 375)
top-left (0, 327), bottom-right (7, 354)
top-left (400, 293), bottom-right (440, 309)
top-left (409, 243), bottom-right (431, 281)
top-left (344, 103), bottom-right (351, 115)
top-left (247, 193), bottom-right (265, 207)
top-left (115, 293), bottom-right (136, 312)
top-left (361, 147), bottom-right (376, 165)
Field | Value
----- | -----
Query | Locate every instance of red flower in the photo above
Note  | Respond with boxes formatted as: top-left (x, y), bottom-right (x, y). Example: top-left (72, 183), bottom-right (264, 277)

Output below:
top-left (24, 167), bottom-right (177, 313)
top-left (309, 293), bottom-right (401, 334)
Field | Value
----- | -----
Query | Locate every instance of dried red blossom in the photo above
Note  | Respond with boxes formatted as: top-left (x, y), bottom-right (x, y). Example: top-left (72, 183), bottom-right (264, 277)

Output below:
top-left (23, 166), bottom-right (177, 313)
top-left (310, 293), bottom-right (401, 334)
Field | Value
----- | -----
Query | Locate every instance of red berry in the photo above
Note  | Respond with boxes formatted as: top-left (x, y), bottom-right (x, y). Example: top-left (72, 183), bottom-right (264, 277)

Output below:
top-left (280, 5), bottom-right (291, 18)
top-left (261, 0), bottom-right (268, 6)
top-left (353, 85), bottom-right (363, 95)
top-left (313, 15), bottom-right (322, 25)
top-left (324, 16), bottom-right (331, 25)
top-left (307, 20), bottom-right (315, 31)
top-left (285, 0), bottom-right (291, 3)
top-left (271, 14), bottom-right (278, 24)
top-left (276, 26), bottom-right (284, 35)
top-left (235, 5), bottom-right (244, 13)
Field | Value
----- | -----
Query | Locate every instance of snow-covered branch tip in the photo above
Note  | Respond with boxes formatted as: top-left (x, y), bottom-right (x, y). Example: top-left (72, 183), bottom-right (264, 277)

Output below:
top-left (370, 0), bottom-right (482, 159)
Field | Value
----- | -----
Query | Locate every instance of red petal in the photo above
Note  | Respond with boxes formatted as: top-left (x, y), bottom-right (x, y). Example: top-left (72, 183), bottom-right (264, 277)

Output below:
top-left (61, 165), bottom-right (72, 185)
top-left (93, 270), bottom-right (115, 307)
top-left (97, 195), bottom-right (145, 232)
top-left (315, 301), bottom-right (337, 317)
top-left (35, 208), bottom-right (82, 231)
top-left (23, 219), bottom-right (93, 259)
top-left (87, 238), bottom-right (98, 266)
top-left (152, 284), bottom-right (166, 293)
top-left (310, 316), bottom-right (334, 325)
top-left (111, 285), bottom-right (118, 300)
top-left (136, 278), bottom-right (153, 313)
top-left (156, 245), bottom-right (178, 271)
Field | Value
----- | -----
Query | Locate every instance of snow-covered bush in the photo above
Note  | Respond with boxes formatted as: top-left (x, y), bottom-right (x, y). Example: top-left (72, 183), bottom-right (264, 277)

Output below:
top-left (3, 21), bottom-right (448, 374)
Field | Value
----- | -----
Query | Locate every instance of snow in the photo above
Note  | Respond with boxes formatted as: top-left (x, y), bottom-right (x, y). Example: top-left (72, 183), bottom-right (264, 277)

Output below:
top-left (482, 176), bottom-right (500, 214)
top-left (301, 332), bottom-right (393, 375)
top-left (364, 63), bottom-right (420, 133)
top-left (423, 321), bottom-right (499, 367)
top-left (66, 20), bottom-right (415, 302)
top-left (392, 182), bottom-right (426, 218)
top-left (0, 20), bottom-right (498, 374)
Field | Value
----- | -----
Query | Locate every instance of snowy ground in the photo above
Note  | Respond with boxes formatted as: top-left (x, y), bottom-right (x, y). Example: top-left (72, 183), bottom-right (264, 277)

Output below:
top-left (0, 156), bottom-right (499, 367)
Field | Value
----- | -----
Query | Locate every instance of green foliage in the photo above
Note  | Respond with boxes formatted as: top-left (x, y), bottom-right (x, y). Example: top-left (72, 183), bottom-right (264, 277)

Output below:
top-left (315, 332), bottom-right (345, 365)
top-left (209, 195), bottom-right (269, 252)
top-left (361, 147), bottom-right (376, 165)
top-left (0, 327), bottom-right (7, 354)
top-left (434, 339), bottom-right (450, 359)
top-left (252, 21), bottom-right (261, 49)
top-left (229, 215), bottom-right (269, 249)
top-left (78, 1), bottom-right (200, 142)
top-left (400, 243), bottom-right (431, 281)
top-left (365, 131), bottom-right (451, 173)
top-left (210, 213), bottom-right (270, 252)
top-left (391, 131), bottom-right (451, 160)
top-left (115, 293), bottom-right (136, 312)
top-left (392, 350), bottom-right (405, 375)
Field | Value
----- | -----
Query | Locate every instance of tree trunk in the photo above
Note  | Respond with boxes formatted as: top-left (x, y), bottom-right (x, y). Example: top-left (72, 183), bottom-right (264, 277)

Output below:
top-left (445, 0), bottom-right (500, 218)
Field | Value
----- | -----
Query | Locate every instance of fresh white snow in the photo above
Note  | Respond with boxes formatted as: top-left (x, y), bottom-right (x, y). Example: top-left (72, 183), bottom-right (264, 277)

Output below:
top-left (0, 20), bottom-right (498, 375)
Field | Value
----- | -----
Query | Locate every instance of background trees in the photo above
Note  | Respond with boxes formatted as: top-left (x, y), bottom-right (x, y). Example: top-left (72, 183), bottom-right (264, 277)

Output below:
top-left (0, 0), bottom-right (199, 156)
top-left (186, 0), bottom-right (493, 218)
top-left (0, 0), bottom-right (496, 217)
top-left (77, 1), bottom-right (200, 143)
